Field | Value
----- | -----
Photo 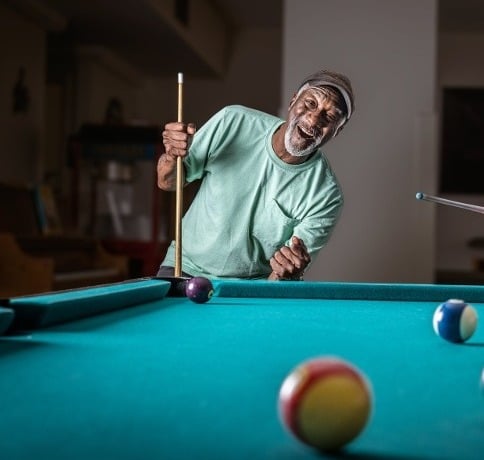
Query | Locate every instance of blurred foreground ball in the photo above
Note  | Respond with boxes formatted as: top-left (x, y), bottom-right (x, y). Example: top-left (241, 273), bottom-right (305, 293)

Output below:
top-left (278, 356), bottom-right (372, 452)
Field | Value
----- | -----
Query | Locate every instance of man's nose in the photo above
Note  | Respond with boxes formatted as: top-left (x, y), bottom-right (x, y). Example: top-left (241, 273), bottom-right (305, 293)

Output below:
top-left (306, 110), bottom-right (326, 129)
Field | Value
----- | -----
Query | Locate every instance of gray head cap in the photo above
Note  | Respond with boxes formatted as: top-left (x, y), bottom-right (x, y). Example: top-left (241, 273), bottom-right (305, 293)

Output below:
top-left (298, 70), bottom-right (354, 122)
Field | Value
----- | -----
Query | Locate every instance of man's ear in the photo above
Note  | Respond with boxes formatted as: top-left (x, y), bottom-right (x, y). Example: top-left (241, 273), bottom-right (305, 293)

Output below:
top-left (288, 93), bottom-right (297, 110)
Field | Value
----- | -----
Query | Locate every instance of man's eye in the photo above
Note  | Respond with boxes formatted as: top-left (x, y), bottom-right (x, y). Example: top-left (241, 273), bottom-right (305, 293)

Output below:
top-left (327, 114), bottom-right (341, 124)
top-left (305, 99), bottom-right (317, 109)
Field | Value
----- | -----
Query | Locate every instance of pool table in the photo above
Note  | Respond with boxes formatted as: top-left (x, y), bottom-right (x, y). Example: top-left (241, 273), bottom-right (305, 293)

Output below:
top-left (0, 279), bottom-right (483, 459)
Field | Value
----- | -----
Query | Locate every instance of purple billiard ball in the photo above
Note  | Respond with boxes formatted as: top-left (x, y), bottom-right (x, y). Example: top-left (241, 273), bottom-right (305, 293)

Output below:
top-left (185, 276), bottom-right (214, 304)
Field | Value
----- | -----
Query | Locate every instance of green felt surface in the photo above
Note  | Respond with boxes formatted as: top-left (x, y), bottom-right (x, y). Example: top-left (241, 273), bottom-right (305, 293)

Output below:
top-left (0, 281), bottom-right (483, 460)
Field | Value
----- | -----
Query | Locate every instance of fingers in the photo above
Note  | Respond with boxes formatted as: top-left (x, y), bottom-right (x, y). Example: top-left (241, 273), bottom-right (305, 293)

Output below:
top-left (186, 123), bottom-right (196, 135)
top-left (269, 237), bottom-right (311, 280)
top-left (162, 122), bottom-right (196, 159)
top-left (269, 252), bottom-right (302, 280)
top-left (289, 236), bottom-right (311, 265)
top-left (164, 122), bottom-right (196, 133)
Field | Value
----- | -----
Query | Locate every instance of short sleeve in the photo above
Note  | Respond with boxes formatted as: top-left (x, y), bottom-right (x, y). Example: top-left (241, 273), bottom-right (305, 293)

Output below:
top-left (184, 108), bottom-right (227, 183)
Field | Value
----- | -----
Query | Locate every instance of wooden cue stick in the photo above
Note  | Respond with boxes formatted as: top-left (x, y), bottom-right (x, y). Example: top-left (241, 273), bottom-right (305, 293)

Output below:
top-left (174, 72), bottom-right (184, 277)
top-left (416, 192), bottom-right (484, 215)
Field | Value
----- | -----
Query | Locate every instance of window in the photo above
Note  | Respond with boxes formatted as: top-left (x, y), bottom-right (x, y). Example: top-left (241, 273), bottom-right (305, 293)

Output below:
top-left (440, 88), bottom-right (484, 194)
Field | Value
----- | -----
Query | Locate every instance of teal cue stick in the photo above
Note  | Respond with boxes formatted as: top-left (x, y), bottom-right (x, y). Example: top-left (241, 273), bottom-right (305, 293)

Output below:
top-left (416, 192), bottom-right (484, 215)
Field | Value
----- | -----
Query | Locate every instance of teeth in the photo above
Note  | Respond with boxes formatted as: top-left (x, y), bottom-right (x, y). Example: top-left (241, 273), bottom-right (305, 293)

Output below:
top-left (299, 125), bottom-right (313, 137)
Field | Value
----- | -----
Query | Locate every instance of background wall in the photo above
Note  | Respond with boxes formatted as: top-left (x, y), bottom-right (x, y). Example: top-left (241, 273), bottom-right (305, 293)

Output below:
top-left (134, 27), bottom-right (282, 128)
top-left (283, 0), bottom-right (438, 283)
top-left (1, 0), bottom-right (483, 283)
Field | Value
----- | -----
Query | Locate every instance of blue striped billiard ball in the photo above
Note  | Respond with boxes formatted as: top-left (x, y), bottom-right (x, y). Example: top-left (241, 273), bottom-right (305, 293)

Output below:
top-left (432, 299), bottom-right (478, 343)
top-left (185, 276), bottom-right (214, 304)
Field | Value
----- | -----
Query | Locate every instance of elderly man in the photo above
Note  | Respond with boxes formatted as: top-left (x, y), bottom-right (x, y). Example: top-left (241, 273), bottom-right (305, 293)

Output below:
top-left (156, 69), bottom-right (354, 281)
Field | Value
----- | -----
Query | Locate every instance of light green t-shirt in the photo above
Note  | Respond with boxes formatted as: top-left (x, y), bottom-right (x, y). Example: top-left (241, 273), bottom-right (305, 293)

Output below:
top-left (161, 105), bottom-right (343, 279)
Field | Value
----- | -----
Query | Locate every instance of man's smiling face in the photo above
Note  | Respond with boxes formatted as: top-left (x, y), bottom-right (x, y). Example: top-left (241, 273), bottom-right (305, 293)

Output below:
top-left (284, 86), bottom-right (346, 158)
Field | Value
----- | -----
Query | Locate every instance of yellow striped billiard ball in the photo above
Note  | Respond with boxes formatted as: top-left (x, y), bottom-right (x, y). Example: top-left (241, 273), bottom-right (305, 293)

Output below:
top-left (278, 357), bottom-right (372, 452)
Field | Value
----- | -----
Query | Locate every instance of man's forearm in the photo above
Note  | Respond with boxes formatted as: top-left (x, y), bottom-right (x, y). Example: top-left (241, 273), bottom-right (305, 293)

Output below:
top-left (157, 153), bottom-right (178, 191)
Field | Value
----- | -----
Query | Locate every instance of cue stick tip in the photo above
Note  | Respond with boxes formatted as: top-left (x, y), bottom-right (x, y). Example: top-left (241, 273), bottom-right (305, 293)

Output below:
top-left (153, 276), bottom-right (191, 297)
top-left (415, 192), bottom-right (424, 200)
top-left (178, 72), bottom-right (183, 84)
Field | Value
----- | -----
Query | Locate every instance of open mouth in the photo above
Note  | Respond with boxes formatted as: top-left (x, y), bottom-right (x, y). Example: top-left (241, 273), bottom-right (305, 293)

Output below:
top-left (297, 124), bottom-right (314, 140)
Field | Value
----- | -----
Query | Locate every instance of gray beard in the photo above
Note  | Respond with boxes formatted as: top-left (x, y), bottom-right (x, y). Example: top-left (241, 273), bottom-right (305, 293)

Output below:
top-left (284, 118), bottom-right (323, 157)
